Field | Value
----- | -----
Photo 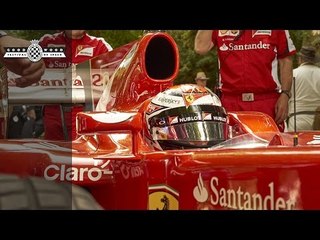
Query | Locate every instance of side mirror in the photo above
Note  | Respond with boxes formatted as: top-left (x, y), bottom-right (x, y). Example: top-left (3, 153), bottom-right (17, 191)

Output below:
top-left (77, 111), bottom-right (143, 155)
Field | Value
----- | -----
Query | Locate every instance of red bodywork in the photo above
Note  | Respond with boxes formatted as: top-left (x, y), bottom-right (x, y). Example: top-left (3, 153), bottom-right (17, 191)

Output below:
top-left (0, 32), bottom-right (320, 210)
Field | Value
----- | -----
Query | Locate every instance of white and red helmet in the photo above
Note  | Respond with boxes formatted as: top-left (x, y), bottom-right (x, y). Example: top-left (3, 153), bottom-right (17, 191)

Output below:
top-left (141, 84), bottom-right (228, 150)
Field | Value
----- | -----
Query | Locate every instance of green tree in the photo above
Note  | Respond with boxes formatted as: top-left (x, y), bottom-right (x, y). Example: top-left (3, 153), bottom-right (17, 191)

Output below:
top-left (87, 30), bottom-right (143, 48)
top-left (168, 30), bottom-right (217, 90)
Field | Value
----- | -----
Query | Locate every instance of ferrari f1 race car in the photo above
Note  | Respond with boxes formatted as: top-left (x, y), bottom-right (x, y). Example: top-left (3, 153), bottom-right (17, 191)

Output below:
top-left (0, 32), bottom-right (320, 210)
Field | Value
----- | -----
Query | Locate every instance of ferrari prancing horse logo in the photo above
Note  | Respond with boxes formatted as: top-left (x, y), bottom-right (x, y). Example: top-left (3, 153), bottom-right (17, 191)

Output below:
top-left (148, 184), bottom-right (179, 210)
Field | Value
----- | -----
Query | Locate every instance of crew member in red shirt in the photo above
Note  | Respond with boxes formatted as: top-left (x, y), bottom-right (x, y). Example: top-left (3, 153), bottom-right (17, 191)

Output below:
top-left (40, 30), bottom-right (112, 140)
top-left (194, 30), bottom-right (296, 131)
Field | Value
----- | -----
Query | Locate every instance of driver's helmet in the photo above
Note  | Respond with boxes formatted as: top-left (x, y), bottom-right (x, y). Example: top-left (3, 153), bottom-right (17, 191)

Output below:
top-left (142, 84), bottom-right (228, 150)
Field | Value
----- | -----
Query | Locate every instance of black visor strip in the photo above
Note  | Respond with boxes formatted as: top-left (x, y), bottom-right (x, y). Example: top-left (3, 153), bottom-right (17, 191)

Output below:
top-left (150, 105), bottom-right (227, 127)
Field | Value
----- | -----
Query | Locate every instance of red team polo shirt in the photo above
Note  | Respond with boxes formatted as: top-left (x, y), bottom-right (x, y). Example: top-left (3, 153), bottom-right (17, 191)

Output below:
top-left (39, 31), bottom-right (112, 140)
top-left (212, 30), bottom-right (296, 94)
top-left (40, 31), bottom-right (112, 66)
top-left (212, 30), bottom-right (296, 132)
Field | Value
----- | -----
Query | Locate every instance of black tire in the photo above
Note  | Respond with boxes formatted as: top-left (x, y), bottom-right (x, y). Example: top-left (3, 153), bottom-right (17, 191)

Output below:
top-left (0, 174), bottom-right (102, 210)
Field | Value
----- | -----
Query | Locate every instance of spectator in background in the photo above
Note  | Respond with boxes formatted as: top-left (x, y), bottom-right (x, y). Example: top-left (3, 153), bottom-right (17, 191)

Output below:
top-left (287, 46), bottom-right (320, 131)
top-left (7, 105), bottom-right (26, 139)
top-left (40, 30), bottom-right (112, 141)
top-left (20, 106), bottom-right (37, 138)
top-left (7, 105), bottom-right (43, 139)
top-left (195, 71), bottom-right (209, 88)
top-left (195, 30), bottom-right (296, 132)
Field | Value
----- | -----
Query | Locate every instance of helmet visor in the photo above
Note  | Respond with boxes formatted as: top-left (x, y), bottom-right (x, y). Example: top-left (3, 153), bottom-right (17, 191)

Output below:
top-left (147, 105), bottom-right (228, 149)
top-left (151, 121), bottom-right (227, 146)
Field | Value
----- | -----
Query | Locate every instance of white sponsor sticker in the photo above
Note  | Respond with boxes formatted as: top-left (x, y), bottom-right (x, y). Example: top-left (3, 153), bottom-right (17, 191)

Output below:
top-left (91, 112), bottom-right (135, 124)
top-left (252, 30), bottom-right (272, 37)
top-left (307, 135), bottom-right (320, 145)
top-left (219, 43), bottom-right (228, 51)
top-left (218, 30), bottom-right (239, 37)
top-left (76, 47), bottom-right (94, 57)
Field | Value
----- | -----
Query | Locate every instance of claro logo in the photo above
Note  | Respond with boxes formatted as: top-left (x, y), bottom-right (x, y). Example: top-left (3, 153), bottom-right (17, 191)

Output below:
top-left (44, 160), bottom-right (113, 182)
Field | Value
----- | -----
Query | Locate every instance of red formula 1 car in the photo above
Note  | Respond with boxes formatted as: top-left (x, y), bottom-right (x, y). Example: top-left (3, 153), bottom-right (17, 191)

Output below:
top-left (0, 32), bottom-right (320, 210)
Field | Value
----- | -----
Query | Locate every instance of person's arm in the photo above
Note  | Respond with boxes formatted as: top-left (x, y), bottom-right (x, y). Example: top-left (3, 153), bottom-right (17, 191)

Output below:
top-left (0, 34), bottom-right (45, 88)
top-left (279, 56), bottom-right (293, 93)
top-left (194, 30), bottom-right (214, 55)
top-left (275, 56), bottom-right (293, 124)
top-left (95, 39), bottom-right (112, 56)
top-left (99, 38), bottom-right (113, 53)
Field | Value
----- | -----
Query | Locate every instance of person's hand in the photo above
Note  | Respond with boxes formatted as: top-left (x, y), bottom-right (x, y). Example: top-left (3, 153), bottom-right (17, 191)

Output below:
top-left (275, 94), bottom-right (289, 124)
top-left (0, 35), bottom-right (45, 87)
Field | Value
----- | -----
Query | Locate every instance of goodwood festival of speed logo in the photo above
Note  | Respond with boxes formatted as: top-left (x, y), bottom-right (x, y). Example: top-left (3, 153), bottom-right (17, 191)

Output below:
top-left (4, 39), bottom-right (66, 62)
